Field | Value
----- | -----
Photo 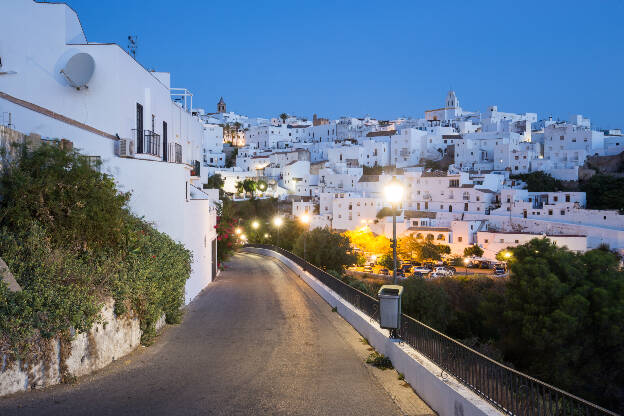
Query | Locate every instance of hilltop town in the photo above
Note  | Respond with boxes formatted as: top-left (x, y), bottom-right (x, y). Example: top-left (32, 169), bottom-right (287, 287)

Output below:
top-left (203, 92), bottom-right (624, 260)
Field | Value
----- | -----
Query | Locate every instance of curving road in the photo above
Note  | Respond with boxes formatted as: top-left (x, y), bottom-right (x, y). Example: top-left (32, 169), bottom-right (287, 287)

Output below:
top-left (0, 252), bottom-right (413, 416)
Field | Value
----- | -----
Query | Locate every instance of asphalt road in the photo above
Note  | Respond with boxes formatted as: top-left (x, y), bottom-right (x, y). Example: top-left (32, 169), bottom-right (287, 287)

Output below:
top-left (0, 252), bottom-right (405, 416)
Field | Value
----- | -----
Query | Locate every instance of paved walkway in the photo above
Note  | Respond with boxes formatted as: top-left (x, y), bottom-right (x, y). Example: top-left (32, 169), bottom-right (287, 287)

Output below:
top-left (0, 252), bottom-right (432, 415)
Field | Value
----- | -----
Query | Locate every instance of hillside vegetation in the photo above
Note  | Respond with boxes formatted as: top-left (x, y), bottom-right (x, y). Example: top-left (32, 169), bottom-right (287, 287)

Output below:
top-left (0, 144), bottom-right (192, 365)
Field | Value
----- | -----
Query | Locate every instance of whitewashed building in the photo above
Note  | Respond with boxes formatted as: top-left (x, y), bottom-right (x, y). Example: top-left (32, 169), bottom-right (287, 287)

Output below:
top-left (0, 0), bottom-right (219, 302)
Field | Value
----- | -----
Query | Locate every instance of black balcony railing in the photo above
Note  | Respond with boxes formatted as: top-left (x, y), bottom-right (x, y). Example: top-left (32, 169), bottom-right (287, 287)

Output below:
top-left (132, 129), bottom-right (160, 156)
top-left (244, 244), bottom-right (617, 416)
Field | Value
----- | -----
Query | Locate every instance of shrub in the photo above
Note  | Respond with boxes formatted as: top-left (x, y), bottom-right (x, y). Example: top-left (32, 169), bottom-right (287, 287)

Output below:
top-left (0, 144), bottom-right (192, 359)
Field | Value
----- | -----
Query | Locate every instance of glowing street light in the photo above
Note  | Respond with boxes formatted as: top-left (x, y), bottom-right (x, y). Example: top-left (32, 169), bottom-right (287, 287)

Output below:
top-left (273, 216), bottom-right (284, 246)
top-left (503, 251), bottom-right (512, 259)
top-left (264, 233), bottom-right (269, 238)
top-left (252, 221), bottom-right (259, 230)
top-left (384, 176), bottom-right (404, 284)
top-left (384, 177), bottom-right (404, 205)
top-left (463, 257), bottom-right (469, 276)
top-left (235, 228), bottom-right (242, 235)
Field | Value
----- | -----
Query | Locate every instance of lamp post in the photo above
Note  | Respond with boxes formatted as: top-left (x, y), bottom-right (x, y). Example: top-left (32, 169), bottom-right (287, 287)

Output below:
top-left (463, 257), bottom-right (469, 276)
top-left (300, 213), bottom-right (311, 261)
top-left (384, 177), bottom-right (404, 284)
top-left (273, 216), bottom-right (283, 246)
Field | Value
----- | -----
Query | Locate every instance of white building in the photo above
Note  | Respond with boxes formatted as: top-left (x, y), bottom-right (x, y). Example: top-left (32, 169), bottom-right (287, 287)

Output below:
top-left (0, 0), bottom-right (218, 302)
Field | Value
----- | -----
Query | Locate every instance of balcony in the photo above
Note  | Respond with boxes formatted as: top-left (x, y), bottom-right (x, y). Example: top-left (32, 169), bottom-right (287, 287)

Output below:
top-left (165, 142), bottom-right (183, 164)
top-left (132, 129), bottom-right (161, 157)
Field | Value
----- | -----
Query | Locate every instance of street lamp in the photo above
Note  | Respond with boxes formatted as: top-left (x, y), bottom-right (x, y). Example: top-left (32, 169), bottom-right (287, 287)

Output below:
top-left (235, 228), bottom-right (242, 235)
top-left (300, 213), bottom-right (311, 261)
top-left (251, 221), bottom-right (259, 230)
top-left (273, 216), bottom-right (283, 246)
top-left (463, 257), bottom-right (469, 276)
top-left (384, 177), bottom-right (404, 284)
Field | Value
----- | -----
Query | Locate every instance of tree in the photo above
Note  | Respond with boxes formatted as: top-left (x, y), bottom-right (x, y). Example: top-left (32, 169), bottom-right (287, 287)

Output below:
top-left (344, 229), bottom-right (390, 255)
top-left (234, 181), bottom-right (244, 196)
top-left (242, 178), bottom-right (257, 198)
top-left (376, 206), bottom-right (401, 219)
top-left (204, 174), bottom-right (226, 199)
top-left (378, 251), bottom-right (394, 270)
top-left (580, 174), bottom-right (624, 213)
top-left (279, 113), bottom-right (288, 125)
top-left (416, 241), bottom-right (443, 261)
top-left (256, 179), bottom-right (268, 194)
top-left (501, 238), bottom-right (624, 409)
top-left (464, 244), bottom-right (484, 257)
top-left (510, 171), bottom-right (564, 192)
top-left (293, 228), bottom-right (357, 272)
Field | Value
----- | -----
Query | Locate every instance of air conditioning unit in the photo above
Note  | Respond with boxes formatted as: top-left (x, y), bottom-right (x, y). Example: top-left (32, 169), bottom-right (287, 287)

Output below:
top-left (118, 139), bottom-right (135, 158)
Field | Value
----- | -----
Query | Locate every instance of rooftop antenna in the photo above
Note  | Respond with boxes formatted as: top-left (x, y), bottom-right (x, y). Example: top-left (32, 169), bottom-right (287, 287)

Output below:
top-left (127, 35), bottom-right (137, 59)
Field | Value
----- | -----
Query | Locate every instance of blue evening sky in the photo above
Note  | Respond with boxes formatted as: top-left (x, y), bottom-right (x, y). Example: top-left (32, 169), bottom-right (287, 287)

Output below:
top-left (62, 0), bottom-right (623, 129)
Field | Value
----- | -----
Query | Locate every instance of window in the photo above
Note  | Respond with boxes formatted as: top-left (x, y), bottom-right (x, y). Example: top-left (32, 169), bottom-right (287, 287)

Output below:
top-left (457, 236), bottom-right (463, 242)
top-left (549, 210), bottom-right (553, 215)
top-left (565, 194), bottom-right (570, 202)
top-left (484, 239), bottom-right (489, 243)
top-left (561, 210), bottom-right (565, 215)
top-left (515, 240), bottom-right (519, 243)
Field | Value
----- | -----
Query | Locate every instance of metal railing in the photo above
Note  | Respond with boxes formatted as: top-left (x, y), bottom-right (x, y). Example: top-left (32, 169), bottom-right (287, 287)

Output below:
top-left (244, 244), bottom-right (618, 416)
top-left (132, 129), bottom-right (160, 156)
top-left (166, 143), bottom-right (183, 163)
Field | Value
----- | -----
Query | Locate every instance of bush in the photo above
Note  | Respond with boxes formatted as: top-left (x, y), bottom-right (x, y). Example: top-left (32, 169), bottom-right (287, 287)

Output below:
top-left (0, 144), bottom-right (192, 359)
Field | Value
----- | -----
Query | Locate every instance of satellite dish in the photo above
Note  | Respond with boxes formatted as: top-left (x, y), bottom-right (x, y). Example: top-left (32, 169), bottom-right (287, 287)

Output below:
top-left (60, 52), bottom-right (95, 90)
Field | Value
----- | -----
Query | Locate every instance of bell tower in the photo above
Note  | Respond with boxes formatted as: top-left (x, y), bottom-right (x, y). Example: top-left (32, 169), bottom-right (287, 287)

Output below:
top-left (217, 97), bottom-right (226, 113)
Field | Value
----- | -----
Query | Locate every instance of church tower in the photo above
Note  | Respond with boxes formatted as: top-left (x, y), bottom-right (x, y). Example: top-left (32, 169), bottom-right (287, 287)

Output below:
top-left (445, 90), bottom-right (459, 108)
top-left (217, 97), bottom-right (226, 113)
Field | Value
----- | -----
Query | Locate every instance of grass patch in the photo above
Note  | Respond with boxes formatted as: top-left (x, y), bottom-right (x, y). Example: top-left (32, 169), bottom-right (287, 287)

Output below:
top-left (366, 351), bottom-right (393, 370)
top-left (331, 306), bottom-right (337, 313)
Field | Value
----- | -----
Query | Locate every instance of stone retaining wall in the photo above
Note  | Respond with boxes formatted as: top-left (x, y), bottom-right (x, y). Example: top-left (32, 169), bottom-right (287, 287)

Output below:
top-left (0, 299), bottom-right (165, 397)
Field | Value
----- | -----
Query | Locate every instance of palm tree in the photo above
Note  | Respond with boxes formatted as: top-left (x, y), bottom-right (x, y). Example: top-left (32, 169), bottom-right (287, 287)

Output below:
top-left (279, 113), bottom-right (288, 125)
top-left (235, 181), bottom-right (245, 196)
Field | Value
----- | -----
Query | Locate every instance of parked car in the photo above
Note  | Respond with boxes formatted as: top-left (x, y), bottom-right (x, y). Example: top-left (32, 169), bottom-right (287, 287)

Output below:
top-left (396, 270), bottom-right (405, 277)
top-left (400, 264), bottom-right (413, 273)
top-left (430, 272), bottom-right (446, 279)
top-left (434, 267), bottom-right (453, 276)
top-left (379, 268), bottom-right (389, 275)
top-left (363, 266), bottom-right (373, 273)
top-left (494, 267), bottom-right (506, 276)
top-left (413, 267), bottom-right (431, 274)
top-left (410, 271), bottom-right (423, 279)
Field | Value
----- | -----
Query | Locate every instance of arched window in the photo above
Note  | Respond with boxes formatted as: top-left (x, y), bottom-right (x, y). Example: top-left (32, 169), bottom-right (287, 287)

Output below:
top-left (437, 234), bottom-right (445, 241)
top-left (416, 233), bottom-right (423, 240)
top-left (426, 234), bottom-right (434, 241)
